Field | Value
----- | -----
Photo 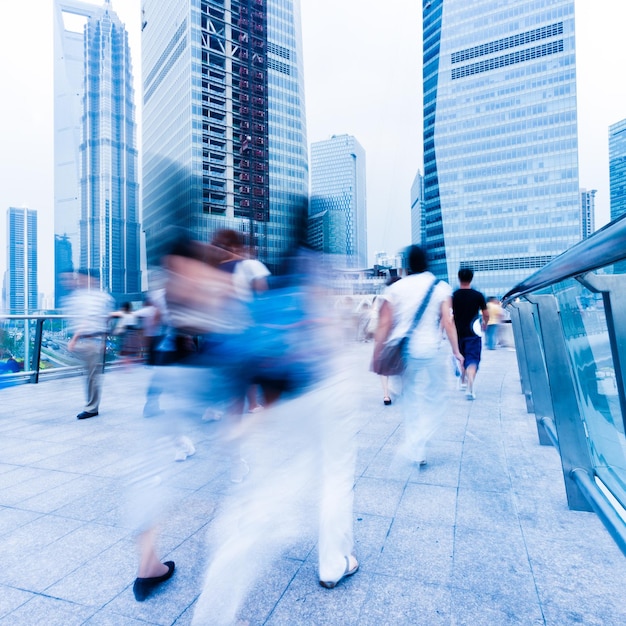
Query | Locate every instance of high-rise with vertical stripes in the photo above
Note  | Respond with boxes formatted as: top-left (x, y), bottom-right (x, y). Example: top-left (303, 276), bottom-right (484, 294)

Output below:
top-left (6, 208), bottom-right (38, 314)
top-left (422, 0), bottom-right (580, 296)
top-left (141, 0), bottom-right (308, 270)
top-left (54, 0), bottom-right (141, 303)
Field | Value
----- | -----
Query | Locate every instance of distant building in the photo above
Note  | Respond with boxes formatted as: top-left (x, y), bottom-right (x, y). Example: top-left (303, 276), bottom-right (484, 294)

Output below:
top-left (422, 0), bottom-right (580, 297)
top-left (54, 0), bottom-right (141, 305)
top-left (141, 0), bottom-right (309, 272)
top-left (309, 135), bottom-right (367, 268)
top-left (6, 208), bottom-right (38, 314)
top-left (579, 188), bottom-right (596, 239)
top-left (609, 119), bottom-right (626, 221)
top-left (410, 170), bottom-right (424, 246)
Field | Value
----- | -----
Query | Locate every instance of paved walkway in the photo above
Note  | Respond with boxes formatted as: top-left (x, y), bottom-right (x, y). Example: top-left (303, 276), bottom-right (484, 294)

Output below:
top-left (1, 344), bottom-right (625, 625)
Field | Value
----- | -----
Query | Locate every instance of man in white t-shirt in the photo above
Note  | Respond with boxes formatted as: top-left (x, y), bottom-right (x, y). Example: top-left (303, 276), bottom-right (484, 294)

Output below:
top-left (374, 246), bottom-right (463, 465)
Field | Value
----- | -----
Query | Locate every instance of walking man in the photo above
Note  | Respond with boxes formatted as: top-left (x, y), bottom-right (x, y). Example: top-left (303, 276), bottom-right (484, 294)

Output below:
top-left (452, 267), bottom-right (488, 400)
top-left (66, 269), bottom-right (115, 419)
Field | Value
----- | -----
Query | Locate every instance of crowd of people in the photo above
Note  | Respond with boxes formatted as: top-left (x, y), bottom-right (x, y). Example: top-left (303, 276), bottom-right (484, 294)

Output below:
top-left (60, 237), bottom-right (507, 624)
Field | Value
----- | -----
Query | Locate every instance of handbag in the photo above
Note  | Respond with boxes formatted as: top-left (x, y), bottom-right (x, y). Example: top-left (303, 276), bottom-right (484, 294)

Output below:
top-left (371, 278), bottom-right (439, 376)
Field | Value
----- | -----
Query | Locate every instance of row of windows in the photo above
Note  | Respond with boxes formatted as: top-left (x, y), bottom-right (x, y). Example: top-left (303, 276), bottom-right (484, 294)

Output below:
top-left (145, 37), bottom-right (187, 104)
top-left (144, 19), bottom-right (187, 90)
top-left (267, 41), bottom-right (290, 59)
top-left (458, 256), bottom-right (557, 273)
top-left (451, 22), bottom-right (563, 64)
top-left (268, 58), bottom-right (291, 75)
top-left (452, 40), bottom-right (564, 80)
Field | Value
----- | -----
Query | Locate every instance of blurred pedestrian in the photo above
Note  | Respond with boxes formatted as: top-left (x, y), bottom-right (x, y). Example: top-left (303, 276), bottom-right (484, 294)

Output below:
top-left (485, 297), bottom-right (503, 350)
top-left (135, 294), bottom-right (164, 365)
top-left (111, 302), bottom-right (142, 362)
top-left (66, 268), bottom-right (114, 419)
top-left (452, 268), bottom-right (488, 400)
top-left (374, 246), bottom-right (463, 465)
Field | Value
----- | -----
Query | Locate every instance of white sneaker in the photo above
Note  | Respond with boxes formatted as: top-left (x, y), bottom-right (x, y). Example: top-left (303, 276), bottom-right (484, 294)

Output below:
top-left (174, 436), bottom-right (196, 461)
top-left (231, 458), bottom-right (250, 483)
top-left (466, 390), bottom-right (476, 401)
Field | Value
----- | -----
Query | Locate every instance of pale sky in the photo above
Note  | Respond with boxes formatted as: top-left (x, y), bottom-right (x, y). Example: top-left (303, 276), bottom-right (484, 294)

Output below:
top-left (0, 0), bottom-right (623, 300)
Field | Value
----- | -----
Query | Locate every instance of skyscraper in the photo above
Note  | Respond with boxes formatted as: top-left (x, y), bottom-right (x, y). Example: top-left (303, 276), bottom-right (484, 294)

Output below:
top-left (609, 119), bottom-right (626, 222)
top-left (422, 0), bottom-right (580, 297)
top-left (309, 135), bottom-right (367, 268)
top-left (54, 0), bottom-right (140, 305)
top-left (54, 1), bottom-right (98, 306)
top-left (6, 208), bottom-right (38, 314)
top-left (80, 1), bottom-right (141, 301)
top-left (579, 188), bottom-right (596, 239)
top-left (141, 0), bottom-right (309, 271)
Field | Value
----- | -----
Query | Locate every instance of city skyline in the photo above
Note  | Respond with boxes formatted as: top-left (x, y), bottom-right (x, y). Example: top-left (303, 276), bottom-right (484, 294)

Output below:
top-left (0, 0), bottom-right (625, 299)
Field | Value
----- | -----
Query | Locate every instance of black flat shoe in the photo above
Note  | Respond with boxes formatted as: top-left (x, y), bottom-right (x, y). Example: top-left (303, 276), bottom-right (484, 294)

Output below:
top-left (133, 561), bottom-right (175, 601)
top-left (77, 410), bottom-right (98, 420)
top-left (383, 397), bottom-right (392, 405)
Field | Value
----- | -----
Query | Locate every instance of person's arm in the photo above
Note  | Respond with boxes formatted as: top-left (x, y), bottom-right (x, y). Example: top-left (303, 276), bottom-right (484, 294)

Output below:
top-left (441, 296), bottom-right (464, 364)
top-left (374, 300), bottom-right (393, 345)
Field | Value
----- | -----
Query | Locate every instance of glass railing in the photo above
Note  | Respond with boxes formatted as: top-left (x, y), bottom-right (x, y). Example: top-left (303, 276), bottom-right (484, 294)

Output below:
top-left (0, 314), bottom-right (122, 386)
top-left (503, 214), bottom-right (626, 555)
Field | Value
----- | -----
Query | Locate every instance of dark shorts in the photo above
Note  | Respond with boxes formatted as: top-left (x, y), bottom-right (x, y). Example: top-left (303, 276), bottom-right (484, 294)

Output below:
top-left (459, 335), bottom-right (482, 369)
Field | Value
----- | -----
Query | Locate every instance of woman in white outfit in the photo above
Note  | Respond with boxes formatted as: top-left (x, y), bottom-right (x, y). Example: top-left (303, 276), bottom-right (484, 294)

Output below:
top-left (374, 246), bottom-right (464, 465)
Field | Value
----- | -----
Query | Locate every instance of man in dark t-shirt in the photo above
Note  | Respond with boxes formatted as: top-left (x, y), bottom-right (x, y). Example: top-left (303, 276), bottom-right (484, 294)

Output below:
top-left (452, 268), bottom-right (488, 400)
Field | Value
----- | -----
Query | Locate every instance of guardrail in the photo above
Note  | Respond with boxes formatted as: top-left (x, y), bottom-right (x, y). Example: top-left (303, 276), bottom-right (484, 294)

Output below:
top-left (0, 314), bottom-right (121, 386)
top-left (503, 213), bottom-right (626, 555)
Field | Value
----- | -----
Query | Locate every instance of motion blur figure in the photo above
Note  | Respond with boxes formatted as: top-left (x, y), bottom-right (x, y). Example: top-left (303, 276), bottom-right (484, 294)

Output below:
top-left (65, 268), bottom-right (114, 420)
top-left (192, 248), bottom-right (359, 625)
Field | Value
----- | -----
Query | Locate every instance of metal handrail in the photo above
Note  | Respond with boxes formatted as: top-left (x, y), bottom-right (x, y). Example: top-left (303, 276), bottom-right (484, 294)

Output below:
top-left (502, 212), bottom-right (626, 304)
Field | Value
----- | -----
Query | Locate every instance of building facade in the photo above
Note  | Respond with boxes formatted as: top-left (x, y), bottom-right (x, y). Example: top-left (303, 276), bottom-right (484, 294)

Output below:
top-left (422, 0), bottom-right (580, 297)
top-left (309, 135), bottom-right (367, 268)
top-left (6, 208), bottom-right (38, 314)
top-left (141, 0), bottom-right (308, 271)
top-left (579, 188), bottom-right (596, 239)
top-left (609, 119), bottom-right (626, 222)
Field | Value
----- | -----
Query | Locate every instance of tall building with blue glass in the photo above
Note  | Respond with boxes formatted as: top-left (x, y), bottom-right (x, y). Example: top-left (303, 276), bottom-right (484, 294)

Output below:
top-left (422, 0), bottom-right (580, 297)
top-left (609, 119), bottom-right (626, 222)
top-left (6, 208), bottom-right (38, 314)
top-left (309, 135), bottom-right (367, 268)
top-left (141, 0), bottom-right (308, 271)
top-left (410, 170), bottom-right (424, 246)
top-left (80, 0), bottom-right (141, 301)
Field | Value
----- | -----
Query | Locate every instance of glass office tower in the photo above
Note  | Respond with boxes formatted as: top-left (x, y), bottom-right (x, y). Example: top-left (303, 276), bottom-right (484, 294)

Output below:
top-left (422, 0), bottom-right (580, 297)
top-left (609, 119), bottom-right (626, 222)
top-left (6, 208), bottom-right (38, 314)
top-left (141, 0), bottom-right (308, 271)
top-left (80, 1), bottom-right (141, 301)
top-left (309, 135), bottom-right (367, 268)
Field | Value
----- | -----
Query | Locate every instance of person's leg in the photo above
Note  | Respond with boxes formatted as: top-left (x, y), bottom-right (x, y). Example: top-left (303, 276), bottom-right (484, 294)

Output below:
top-left (400, 355), bottom-right (448, 463)
top-left (380, 375), bottom-right (391, 404)
top-left (84, 341), bottom-right (102, 413)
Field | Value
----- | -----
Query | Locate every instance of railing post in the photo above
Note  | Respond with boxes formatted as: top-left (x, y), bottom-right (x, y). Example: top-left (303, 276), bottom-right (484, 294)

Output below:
top-left (528, 294), bottom-right (593, 511)
top-left (516, 300), bottom-right (554, 446)
top-left (508, 303), bottom-right (533, 411)
top-left (30, 318), bottom-right (45, 384)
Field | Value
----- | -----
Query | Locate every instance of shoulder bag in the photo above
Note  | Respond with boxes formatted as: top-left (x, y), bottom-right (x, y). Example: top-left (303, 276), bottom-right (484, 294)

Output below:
top-left (371, 278), bottom-right (439, 376)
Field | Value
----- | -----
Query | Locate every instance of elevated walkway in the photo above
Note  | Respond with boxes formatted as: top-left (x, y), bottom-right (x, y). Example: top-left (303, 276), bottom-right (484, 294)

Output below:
top-left (1, 343), bottom-right (625, 625)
